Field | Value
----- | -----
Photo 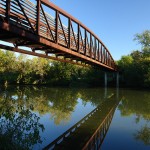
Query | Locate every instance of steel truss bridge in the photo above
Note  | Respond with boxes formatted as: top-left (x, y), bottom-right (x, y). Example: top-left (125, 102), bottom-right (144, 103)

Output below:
top-left (0, 0), bottom-right (117, 71)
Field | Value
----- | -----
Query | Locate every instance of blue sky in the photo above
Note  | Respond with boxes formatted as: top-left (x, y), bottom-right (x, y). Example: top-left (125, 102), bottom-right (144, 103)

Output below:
top-left (50, 0), bottom-right (150, 60)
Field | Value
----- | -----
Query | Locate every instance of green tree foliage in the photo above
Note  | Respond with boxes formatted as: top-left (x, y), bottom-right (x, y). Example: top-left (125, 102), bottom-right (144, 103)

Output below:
top-left (134, 30), bottom-right (150, 48)
top-left (0, 50), bottom-right (18, 84)
top-left (0, 50), bottom-right (105, 86)
top-left (118, 30), bottom-right (150, 88)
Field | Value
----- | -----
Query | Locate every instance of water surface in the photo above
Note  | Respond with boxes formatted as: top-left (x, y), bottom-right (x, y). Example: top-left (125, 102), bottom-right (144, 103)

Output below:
top-left (0, 86), bottom-right (149, 150)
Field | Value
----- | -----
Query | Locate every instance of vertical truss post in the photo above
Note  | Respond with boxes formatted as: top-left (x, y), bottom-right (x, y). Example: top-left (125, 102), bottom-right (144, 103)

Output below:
top-left (106, 51), bottom-right (108, 65)
top-left (108, 53), bottom-right (109, 65)
top-left (110, 57), bottom-right (112, 67)
top-left (68, 18), bottom-right (71, 49)
top-left (84, 29), bottom-right (86, 55)
top-left (6, 0), bottom-right (11, 22)
top-left (36, 0), bottom-right (41, 35)
top-left (106, 51), bottom-right (107, 65)
top-left (108, 54), bottom-right (110, 66)
top-left (55, 10), bottom-right (58, 43)
top-left (100, 43), bottom-right (103, 62)
top-left (94, 38), bottom-right (96, 59)
top-left (98, 42), bottom-right (100, 61)
top-left (107, 53), bottom-right (109, 66)
top-left (102, 46), bottom-right (104, 63)
top-left (77, 24), bottom-right (80, 52)
top-left (103, 49), bottom-right (105, 64)
top-left (104, 49), bottom-right (106, 64)
top-left (108, 55), bottom-right (110, 66)
top-left (90, 34), bottom-right (92, 58)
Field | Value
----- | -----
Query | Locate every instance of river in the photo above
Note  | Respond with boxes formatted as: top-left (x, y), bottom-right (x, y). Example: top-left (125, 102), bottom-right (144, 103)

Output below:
top-left (0, 86), bottom-right (150, 150)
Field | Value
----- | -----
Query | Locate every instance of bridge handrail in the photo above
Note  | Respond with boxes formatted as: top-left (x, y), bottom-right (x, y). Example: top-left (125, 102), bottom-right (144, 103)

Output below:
top-left (41, 0), bottom-right (115, 66)
top-left (0, 0), bottom-right (117, 70)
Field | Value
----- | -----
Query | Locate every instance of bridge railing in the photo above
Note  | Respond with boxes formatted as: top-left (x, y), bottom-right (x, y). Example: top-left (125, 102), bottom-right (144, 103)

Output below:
top-left (0, 0), bottom-right (117, 70)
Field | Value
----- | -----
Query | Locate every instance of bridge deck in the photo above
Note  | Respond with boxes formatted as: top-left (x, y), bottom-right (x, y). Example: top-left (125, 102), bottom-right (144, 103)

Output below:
top-left (0, 0), bottom-right (117, 71)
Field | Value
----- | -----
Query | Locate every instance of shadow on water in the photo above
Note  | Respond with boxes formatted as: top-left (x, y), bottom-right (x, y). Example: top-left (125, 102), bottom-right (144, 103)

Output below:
top-left (0, 85), bottom-right (120, 149)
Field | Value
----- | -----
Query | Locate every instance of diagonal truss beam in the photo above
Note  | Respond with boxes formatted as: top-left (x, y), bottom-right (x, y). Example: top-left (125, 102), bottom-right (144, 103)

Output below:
top-left (16, 0), bottom-right (35, 33)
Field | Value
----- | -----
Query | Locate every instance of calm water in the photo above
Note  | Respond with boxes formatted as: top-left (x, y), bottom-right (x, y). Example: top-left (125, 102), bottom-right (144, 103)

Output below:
top-left (0, 86), bottom-right (150, 150)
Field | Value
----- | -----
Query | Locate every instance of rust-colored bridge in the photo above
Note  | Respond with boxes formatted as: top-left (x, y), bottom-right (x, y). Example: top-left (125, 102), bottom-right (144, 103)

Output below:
top-left (0, 0), bottom-right (117, 71)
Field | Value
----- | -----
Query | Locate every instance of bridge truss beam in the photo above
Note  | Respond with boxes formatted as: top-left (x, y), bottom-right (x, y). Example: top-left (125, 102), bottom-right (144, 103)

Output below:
top-left (0, 0), bottom-right (117, 71)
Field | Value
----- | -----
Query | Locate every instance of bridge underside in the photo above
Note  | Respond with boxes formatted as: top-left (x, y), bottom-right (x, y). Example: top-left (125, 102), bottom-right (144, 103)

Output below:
top-left (0, 0), bottom-right (117, 71)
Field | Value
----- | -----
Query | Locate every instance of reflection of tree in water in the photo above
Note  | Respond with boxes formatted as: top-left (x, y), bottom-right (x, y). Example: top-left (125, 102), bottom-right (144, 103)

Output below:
top-left (0, 86), bottom-right (115, 125)
top-left (0, 86), bottom-right (78, 125)
top-left (78, 88), bottom-right (115, 106)
top-left (31, 88), bottom-right (115, 124)
top-left (0, 86), bottom-right (117, 148)
top-left (29, 88), bottom-right (79, 124)
top-left (0, 86), bottom-right (100, 125)
top-left (118, 90), bottom-right (150, 121)
top-left (118, 89), bottom-right (150, 146)
top-left (0, 104), bottom-right (44, 150)
top-left (135, 125), bottom-right (150, 145)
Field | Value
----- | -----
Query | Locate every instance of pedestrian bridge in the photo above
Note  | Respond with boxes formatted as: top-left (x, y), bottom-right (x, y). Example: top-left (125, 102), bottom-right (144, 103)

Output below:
top-left (0, 0), bottom-right (117, 71)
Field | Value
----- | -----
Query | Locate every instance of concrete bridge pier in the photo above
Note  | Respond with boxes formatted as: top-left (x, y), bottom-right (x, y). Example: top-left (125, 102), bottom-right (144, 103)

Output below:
top-left (104, 72), bottom-right (119, 88)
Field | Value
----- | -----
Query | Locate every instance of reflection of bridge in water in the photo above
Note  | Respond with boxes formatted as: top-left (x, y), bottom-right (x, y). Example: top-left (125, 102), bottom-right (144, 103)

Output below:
top-left (44, 97), bottom-right (118, 150)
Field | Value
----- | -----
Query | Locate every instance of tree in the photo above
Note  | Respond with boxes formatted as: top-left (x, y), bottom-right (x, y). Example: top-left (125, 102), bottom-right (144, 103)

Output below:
top-left (0, 50), bottom-right (17, 84)
top-left (134, 30), bottom-right (150, 48)
top-left (118, 30), bottom-right (150, 88)
top-left (31, 57), bottom-right (51, 84)
top-left (134, 30), bottom-right (150, 57)
top-left (118, 55), bottom-right (133, 67)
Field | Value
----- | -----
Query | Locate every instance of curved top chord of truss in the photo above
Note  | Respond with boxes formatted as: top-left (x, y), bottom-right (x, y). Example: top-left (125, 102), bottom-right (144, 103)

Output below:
top-left (0, 0), bottom-right (117, 71)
